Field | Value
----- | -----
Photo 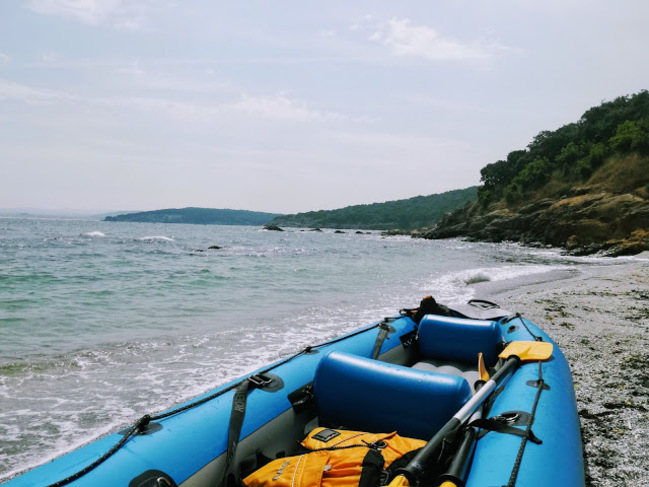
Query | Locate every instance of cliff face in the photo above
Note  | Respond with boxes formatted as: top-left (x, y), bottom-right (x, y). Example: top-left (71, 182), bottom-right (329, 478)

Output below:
top-left (421, 156), bottom-right (649, 256)
top-left (422, 191), bottom-right (649, 256)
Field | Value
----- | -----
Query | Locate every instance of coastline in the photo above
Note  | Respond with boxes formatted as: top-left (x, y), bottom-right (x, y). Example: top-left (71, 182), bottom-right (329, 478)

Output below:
top-left (485, 257), bottom-right (649, 487)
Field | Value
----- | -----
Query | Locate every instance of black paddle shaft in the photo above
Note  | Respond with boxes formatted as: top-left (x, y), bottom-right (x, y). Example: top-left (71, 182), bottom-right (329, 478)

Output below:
top-left (394, 356), bottom-right (522, 485)
top-left (436, 382), bottom-right (486, 487)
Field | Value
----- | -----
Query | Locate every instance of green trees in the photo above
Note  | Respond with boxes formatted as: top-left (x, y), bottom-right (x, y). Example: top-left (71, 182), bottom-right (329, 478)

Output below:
top-left (478, 90), bottom-right (649, 206)
top-left (610, 120), bottom-right (649, 154)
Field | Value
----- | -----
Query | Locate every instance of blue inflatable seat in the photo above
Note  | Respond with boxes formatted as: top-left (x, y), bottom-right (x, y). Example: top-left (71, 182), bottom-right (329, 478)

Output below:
top-left (313, 351), bottom-right (473, 440)
top-left (418, 315), bottom-right (503, 366)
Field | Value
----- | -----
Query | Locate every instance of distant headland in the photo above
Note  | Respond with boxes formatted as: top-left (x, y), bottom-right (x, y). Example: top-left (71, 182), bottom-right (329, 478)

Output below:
top-left (267, 187), bottom-right (478, 231)
top-left (102, 188), bottom-right (478, 231)
top-left (104, 207), bottom-right (284, 226)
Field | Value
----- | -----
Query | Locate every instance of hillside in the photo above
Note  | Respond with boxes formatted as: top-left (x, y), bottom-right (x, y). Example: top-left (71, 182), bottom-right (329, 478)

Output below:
top-left (421, 91), bottom-right (649, 255)
top-left (104, 207), bottom-right (284, 226)
top-left (268, 187), bottom-right (478, 230)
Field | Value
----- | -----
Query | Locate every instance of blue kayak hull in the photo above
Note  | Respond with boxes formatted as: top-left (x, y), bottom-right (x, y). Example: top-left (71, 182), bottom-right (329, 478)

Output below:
top-left (5, 307), bottom-right (585, 487)
top-left (465, 318), bottom-right (584, 487)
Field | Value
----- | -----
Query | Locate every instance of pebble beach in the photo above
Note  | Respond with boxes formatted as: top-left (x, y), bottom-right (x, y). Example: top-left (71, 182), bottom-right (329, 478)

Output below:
top-left (492, 257), bottom-right (649, 487)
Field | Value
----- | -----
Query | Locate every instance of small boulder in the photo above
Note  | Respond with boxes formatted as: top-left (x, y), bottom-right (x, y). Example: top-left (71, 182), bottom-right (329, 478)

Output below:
top-left (264, 224), bottom-right (284, 232)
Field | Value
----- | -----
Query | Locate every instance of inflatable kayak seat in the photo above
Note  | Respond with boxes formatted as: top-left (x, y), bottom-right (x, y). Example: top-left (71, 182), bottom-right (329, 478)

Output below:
top-left (417, 315), bottom-right (504, 366)
top-left (313, 351), bottom-right (472, 440)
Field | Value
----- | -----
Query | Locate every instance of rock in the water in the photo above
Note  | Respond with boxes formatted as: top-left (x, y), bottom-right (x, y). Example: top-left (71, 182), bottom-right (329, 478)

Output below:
top-left (263, 224), bottom-right (284, 232)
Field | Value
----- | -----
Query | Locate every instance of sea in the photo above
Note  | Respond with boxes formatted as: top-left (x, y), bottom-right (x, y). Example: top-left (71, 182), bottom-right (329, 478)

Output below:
top-left (0, 216), bottom-right (640, 481)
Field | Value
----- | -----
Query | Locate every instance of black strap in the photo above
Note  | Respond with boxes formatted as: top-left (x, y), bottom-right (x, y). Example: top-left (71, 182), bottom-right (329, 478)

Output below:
top-left (371, 322), bottom-right (391, 359)
top-left (359, 449), bottom-right (385, 487)
top-left (469, 418), bottom-right (542, 445)
top-left (383, 447), bottom-right (422, 485)
top-left (223, 380), bottom-right (251, 487)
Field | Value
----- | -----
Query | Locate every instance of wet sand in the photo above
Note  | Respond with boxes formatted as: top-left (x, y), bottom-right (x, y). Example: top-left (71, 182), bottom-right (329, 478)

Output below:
top-left (489, 258), bottom-right (649, 487)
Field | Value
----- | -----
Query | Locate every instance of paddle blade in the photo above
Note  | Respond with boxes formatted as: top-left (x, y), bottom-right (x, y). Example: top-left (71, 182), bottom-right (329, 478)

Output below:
top-left (499, 341), bottom-right (553, 362)
top-left (387, 475), bottom-right (411, 487)
top-left (478, 352), bottom-right (489, 381)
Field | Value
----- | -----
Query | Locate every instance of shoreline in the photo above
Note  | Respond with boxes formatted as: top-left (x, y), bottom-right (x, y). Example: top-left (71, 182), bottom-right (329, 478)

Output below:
top-left (483, 259), bottom-right (649, 487)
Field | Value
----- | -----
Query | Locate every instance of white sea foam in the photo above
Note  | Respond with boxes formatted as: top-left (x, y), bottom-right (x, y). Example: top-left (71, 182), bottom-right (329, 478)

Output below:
top-left (81, 231), bottom-right (106, 238)
top-left (426, 264), bottom-right (574, 304)
top-left (136, 235), bottom-right (175, 242)
top-left (631, 250), bottom-right (649, 261)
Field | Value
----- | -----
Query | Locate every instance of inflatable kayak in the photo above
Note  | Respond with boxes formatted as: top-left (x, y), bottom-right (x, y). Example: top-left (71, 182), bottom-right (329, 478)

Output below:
top-left (4, 297), bottom-right (585, 487)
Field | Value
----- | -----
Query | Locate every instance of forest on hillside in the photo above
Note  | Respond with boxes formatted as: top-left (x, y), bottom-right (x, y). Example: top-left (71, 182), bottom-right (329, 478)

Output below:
top-left (269, 187), bottom-right (477, 230)
top-left (104, 207), bottom-right (283, 225)
top-left (425, 90), bottom-right (649, 256)
top-left (479, 90), bottom-right (649, 206)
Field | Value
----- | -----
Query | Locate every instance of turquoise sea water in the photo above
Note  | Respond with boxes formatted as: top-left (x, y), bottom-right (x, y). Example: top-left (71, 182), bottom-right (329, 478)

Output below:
top-left (0, 216), bottom-right (632, 480)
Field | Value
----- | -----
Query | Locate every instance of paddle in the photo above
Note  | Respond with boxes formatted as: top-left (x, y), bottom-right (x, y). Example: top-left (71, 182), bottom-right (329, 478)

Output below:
top-left (388, 341), bottom-right (553, 487)
top-left (435, 354), bottom-right (489, 487)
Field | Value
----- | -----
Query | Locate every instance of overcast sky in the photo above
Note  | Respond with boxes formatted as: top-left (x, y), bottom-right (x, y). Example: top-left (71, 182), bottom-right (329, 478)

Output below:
top-left (1, 1), bottom-right (648, 214)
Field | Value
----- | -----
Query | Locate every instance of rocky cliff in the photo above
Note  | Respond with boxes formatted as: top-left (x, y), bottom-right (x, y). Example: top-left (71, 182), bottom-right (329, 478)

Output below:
top-left (419, 156), bottom-right (649, 256)
top-left (418, 92), bottom-right (649, 256)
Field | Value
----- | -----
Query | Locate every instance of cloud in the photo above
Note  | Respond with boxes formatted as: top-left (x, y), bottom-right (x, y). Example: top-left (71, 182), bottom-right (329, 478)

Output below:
top-left (25, 0), bottom-right (161, 30)
top-left (333, 130), bottom-right (463, 154)
top-left (115, 92), bottom-right (363, 126)
top-left (398, 94), bottom-right (481, 113)
top-left (0, 78), bottom-right (77, 104)
top-left (0, 75), bottom-right (349, 124)
top-left (27, 0), bottom-right (120, 25)
top-left (0, 53), bottom-right (10, 65)
top-left (227, 94), bottom-right (347, 123)
top-left (369, 17), bottom-right (510, 62)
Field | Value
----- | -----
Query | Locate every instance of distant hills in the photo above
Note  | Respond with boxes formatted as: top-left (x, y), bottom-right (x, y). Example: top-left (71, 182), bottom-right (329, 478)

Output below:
top-left (101, 188), bottom-right (478, 230)
top-left (104, 208), bottom-right (284, 226)
top-left (268, 188), bottom-right (478, 230)
top-left (0, 208), bottom-right (122, 219)
top-left (421, 90), bottom-right (649, 256)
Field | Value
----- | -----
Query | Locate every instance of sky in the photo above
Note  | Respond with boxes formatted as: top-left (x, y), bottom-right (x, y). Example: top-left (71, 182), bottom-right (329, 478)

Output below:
top-left (1, 1), bottom-right (648, 214)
